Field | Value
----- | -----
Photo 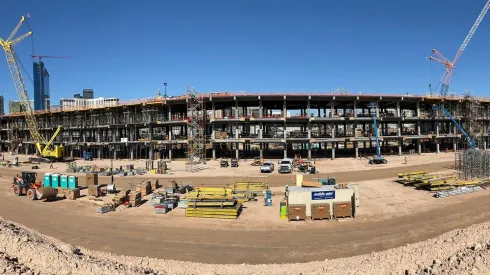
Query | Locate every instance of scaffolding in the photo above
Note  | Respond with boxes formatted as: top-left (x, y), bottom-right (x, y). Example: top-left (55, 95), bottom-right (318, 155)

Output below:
top-left (186, 86), bottom-right (206, 172)
top-left (461, 92), bottom-right (481, 141)
top-left (455, 149), bottom-right (490, 180)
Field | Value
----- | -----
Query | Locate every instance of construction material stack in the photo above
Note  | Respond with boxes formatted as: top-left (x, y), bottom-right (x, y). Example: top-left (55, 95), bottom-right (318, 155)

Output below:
top-left (185, 188), bottom-right (242, 219)
top-left (395, 171), bottom-right (483, 193)
top-left (229, 181), bottom-right (268, 201)
top-left (128, 192), bottom-right (142, 207)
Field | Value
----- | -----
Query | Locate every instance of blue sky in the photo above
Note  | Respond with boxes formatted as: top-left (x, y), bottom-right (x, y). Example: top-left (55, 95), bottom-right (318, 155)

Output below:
top-left (0, 0), bottom-right (489, 110)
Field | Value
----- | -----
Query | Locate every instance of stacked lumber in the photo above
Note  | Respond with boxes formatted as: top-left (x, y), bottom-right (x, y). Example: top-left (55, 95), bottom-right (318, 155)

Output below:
top-left (112, 189), bottom-right (130, 206)
top-left (186, 199), bottom-right (241, 219)
top-left (128, 192), bottom-right (142, 207)
top-left (186, 187), bottom-right (248, 203)
top-left (230, 182), bottom-right (268, 198)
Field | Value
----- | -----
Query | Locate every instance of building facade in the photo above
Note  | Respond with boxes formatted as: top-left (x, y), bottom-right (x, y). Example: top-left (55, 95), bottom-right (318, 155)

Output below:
top-left (33, 62), bottom-right (50, 110)
top-left (8, 100), bottom-right (34, 114)
top-left (0, 93), bottom-right (487, 160)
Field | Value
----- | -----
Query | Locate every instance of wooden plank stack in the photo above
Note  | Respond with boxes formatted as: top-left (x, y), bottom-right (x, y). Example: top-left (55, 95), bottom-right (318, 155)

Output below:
top-left (186, 200), bottom-right (241, 219)
top-left (128, 191), bottom-right (142, 207)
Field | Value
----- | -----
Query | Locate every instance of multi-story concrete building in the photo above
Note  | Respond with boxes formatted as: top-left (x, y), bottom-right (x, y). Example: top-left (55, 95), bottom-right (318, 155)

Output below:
top-left (60, 97), bottom-right (119, 110)
top-left (0, 93), bottom-right (487, 160)
top-left (33, 62), bottom-right (50, 110)
top-left (0, 95), bottom-right (4, 115)
top-left (8, 100), bottom-right (34, 114)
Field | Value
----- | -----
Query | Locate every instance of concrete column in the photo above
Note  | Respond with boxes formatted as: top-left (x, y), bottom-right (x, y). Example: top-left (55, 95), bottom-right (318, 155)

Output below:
top-left (417, 122), bottom-right (421, 135)
top-left (211, 101), bottom-right (215, 119)
top-left (331, 145), bottom-right (336, 160)
top-left (484, 141), bottom-right (487, 150)
top-left (259, 96), bottom-right (263, 118)
top-left (130, 147), bottom-right (134, 160)
top-left (113, 149), bottom-right (117, 160)
top-left (397, 121), bottom-right (402, 136)
top-left (98, 146), bottom-right (101, 160)
top-left (283, 96), bottom-right (287, 118)
top-left (283, 143), bottom-right (287, 159)
top-left (212, 147), bottom-right (216, 160)
top-left (168, 105), bottom-right (172, 121)
top-left (453, 138), bottom-right (457, 152)
top-left (259, 144), bottom-right (263, 158)
top-left (436, 142), bottom-right (440, 154)
top-left (436, 122), bottom-right (440, 136)
top-left (396, 101), bottom-right (401, 117)
top-left (308, 144), bottom-right (312, 160)
top-left (169, 147), bottom-right (172, 160)
top-left (235, 144), bottom-right (239, 159)
top-left (235, 99), bottom-right (239, 118)
top-left (417, 140), bottom-right (422, 155)
top-left (416, 102), bottom-right (420, 118)
top-left (353, 101), bottom-right (357, 117)
top-left (354, 141), bottom-right (359, 159)
top-left (149, 144), bottom-right (154, 160)
top-left (398, 140), bottom-right (402, 156)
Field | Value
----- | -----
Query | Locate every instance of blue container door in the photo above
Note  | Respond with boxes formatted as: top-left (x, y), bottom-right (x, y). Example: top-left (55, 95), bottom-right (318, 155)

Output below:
top-left (60, 176), bottom-right (68, 188)
top-left (43, 175), bottom-right (51, 187)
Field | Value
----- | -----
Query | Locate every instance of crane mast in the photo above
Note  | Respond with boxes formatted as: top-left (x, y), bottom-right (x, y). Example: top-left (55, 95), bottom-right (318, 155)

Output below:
top-left (429, 1), bottom-right (490, 96)
top-left (0, 16), bottom-right (63, 159)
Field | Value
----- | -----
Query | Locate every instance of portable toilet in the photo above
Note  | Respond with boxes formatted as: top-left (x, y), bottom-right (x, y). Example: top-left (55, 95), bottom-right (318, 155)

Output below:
top-left (60, 175), bottom-right (68, 188)
top-left (68, 176), bottom-right (78, 189)
top-left (43, 173), bottom-right (52, 187)
top-left (51, 174), bottom-right (60, 188)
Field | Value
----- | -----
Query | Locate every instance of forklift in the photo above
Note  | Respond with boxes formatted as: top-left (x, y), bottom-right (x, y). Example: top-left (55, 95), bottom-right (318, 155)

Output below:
top-left (12, 171), bottom-right (55, 200)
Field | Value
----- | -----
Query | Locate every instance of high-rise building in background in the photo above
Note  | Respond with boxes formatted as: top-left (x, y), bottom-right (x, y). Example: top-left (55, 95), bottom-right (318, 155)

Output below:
top-left (0, 95), bottom-right (4, 115)
top-left (9, 100), bottom-right (34, 114)
top-left (83, 89), bottom-right (94, 99)
top-left (73, 93), bottom-right (83, 99)
top-left (60, 97), bottom-right (119, 110)
top-left (33, 62), bottom-right (50, 110)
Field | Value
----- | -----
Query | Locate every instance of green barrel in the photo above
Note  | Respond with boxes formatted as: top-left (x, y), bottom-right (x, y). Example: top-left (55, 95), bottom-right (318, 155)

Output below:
top-left (280, 202), bottom-right (287, 219)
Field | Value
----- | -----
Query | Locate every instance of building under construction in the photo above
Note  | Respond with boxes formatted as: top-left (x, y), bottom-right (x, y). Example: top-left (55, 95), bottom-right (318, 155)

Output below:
top-left (0, 91), bottom-right (489, 160)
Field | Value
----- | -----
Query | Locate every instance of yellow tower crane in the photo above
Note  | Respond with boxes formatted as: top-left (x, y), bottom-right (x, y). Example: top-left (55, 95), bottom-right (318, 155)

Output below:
top-left (0, 15), bottom-right (63, 160)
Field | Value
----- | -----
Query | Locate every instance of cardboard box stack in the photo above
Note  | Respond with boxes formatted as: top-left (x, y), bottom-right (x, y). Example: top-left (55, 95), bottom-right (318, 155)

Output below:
top-left (88, 185), bottom-right (101, 197)
top-left (136, 181), bottom-right (151, 196)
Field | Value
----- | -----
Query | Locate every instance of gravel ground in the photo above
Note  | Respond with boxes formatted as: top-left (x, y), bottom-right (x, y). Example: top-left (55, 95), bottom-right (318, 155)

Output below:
top-left (1, 216), bottom-right (490, 274)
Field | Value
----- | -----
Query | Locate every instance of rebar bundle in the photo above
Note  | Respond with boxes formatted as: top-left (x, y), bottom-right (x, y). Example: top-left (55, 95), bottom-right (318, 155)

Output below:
top-left (456, 149), bottom-right (490, 180)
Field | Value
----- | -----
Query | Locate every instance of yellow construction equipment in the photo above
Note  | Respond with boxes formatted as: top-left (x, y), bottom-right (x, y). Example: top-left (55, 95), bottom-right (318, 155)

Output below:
top-left (0, 16), bottom-right (63, 160)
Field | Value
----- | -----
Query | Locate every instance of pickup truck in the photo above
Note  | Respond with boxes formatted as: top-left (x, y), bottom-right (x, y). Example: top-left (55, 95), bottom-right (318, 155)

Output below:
top-left (260, 162), bottom-right (274, 173)
top-left (278, 159), bottom-right (293, 174)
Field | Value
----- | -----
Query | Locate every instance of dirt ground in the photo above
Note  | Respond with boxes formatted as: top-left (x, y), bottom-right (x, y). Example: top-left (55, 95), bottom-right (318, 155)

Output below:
top-left (4, 152), bottom-right (454, 178)
top-left (2, 214), bottom-right (490, 274)
top-left (0, 157), bottom-right (489, 266)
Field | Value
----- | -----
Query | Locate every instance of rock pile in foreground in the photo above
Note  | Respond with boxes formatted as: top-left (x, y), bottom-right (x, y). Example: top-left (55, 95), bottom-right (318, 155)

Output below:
top-left (1, 216), bottom-right (490, 274)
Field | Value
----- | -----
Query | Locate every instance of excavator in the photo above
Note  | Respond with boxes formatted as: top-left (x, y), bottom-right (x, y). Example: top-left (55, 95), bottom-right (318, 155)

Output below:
top-left (0, 15), bottom-right (64, 160)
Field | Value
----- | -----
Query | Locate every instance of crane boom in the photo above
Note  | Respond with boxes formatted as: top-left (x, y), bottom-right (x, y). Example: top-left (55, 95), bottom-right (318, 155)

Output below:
top-left (0, 16), bottom-right (63, 159)
top-left (429, 1), bottom-right (490, 96)
top-left (432, 104), bottom-right (477, 149)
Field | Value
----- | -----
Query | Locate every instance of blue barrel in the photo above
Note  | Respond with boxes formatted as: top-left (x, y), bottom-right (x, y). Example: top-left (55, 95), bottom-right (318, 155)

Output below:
top-left (68, 176), bottom-right (78, 189)
top-left (60, 175), bottom-right (68, 188)
top-left (264, 189), bottom-right (272, 206)
top-left (43, 173), bottom-right (52, 187)
top-left (51, 174), bottom-right (60, 188)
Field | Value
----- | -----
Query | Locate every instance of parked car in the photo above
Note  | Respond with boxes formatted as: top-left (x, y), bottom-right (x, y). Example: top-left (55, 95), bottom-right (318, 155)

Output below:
top-left (260, 162), bottom-right (274, 173)
top-left (231, 158), bottom-right (239, 168)
top-left (220, 159), bottom-right (229, 168)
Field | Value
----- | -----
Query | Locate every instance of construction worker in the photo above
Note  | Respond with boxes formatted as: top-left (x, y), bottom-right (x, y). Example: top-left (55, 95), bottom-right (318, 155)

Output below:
top-left (404, 157), bottom-right (408, 165)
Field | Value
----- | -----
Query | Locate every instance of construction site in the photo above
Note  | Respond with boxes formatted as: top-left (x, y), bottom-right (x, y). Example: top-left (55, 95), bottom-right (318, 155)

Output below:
top-left (2, 1), bottom-right (490, 275)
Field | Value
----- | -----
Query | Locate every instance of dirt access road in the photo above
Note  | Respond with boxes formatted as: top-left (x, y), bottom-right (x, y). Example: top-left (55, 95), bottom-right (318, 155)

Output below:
top-left (2, 160), bottom-right (488, 265)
